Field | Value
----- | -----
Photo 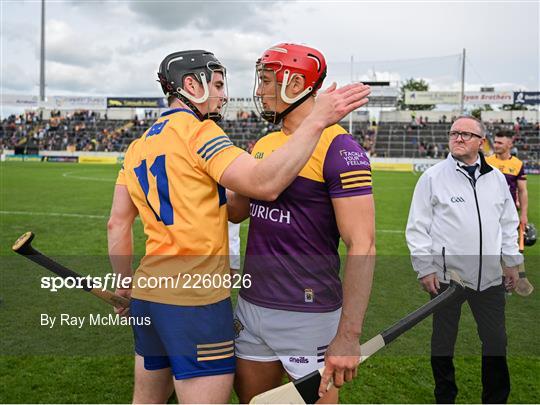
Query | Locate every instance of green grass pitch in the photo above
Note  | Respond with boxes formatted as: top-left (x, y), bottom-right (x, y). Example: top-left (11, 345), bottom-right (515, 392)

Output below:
top-left (0, 162), bottom-right (538, 403)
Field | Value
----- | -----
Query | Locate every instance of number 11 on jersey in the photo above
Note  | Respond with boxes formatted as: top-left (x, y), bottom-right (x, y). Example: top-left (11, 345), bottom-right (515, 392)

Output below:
top-left (134, 155), bottom-right (174, 225)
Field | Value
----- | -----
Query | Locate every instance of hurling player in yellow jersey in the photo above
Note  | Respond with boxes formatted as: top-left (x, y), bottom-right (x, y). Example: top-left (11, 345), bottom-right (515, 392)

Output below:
top-left (107, 49), bottom-right (371, 403)
top-left (227, 44), bottom-right (376, 403)
top-left (486, 130), bottom-right (533, 296)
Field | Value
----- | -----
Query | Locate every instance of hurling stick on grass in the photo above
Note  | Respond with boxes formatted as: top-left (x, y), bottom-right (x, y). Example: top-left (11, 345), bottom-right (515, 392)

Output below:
top-left (250, 272), bottom-right (465, 404)
top-left (12, 231), bottom-right (130, 309)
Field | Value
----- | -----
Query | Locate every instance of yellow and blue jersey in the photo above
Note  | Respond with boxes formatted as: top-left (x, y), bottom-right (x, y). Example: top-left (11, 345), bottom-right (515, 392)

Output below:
top-left (116, 108), bottom-right (244, 306)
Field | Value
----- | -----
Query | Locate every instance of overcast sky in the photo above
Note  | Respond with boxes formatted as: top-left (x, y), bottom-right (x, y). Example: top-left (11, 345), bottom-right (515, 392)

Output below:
top-left (1, 0), bottom-right (539, 102)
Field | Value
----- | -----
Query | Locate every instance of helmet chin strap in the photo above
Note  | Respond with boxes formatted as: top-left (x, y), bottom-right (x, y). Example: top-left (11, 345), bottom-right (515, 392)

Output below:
top-left (279, 70), bottom-right (312, 104)
top-left (174, 71), bottom-right (223, 122)
top-left (261, 68), bottom-right (327, 125)
top-left (176, 94), bottom-right (206, 121)
top-left (261, 91), bottom-right (314, 125)
top-left (178, 72), bottom-right (210, 104)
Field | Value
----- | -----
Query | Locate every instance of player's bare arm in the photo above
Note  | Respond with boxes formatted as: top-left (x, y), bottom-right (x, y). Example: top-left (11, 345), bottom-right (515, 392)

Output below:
top-left (319, 194), bottom-right (375, 396)
top-left (517, 179), bottom-right (528, 227)
top-left (220, 83), bottom-right (371, 201)
top-left (107, 184), bottom-right (138, 315)
top-left (226, 190), bottom-right (250, 223)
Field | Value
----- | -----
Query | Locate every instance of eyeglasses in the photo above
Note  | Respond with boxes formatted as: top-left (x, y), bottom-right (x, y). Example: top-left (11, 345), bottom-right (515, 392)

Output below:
top-left (448, 131), bottom-right (483, 141)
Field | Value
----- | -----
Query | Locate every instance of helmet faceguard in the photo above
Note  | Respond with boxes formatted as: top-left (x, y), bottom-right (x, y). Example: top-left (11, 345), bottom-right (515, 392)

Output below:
top-left (253, 43), bottom-right (327, 124)
top-left (158, 50), bottom-right (228, 122)
top-left (253, 66), bottom-right (281, 124)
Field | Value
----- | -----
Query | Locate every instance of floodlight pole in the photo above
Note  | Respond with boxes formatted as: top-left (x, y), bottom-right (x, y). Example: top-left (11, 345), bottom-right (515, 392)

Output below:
top-left (460, 48), bottom-right (466, 114)
top-left (39, 0), bottom-right (45, 102)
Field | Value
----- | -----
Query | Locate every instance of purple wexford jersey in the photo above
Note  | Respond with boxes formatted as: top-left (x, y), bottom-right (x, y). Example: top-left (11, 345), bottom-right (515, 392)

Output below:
top-left (485, 154), bottom-right (527, 205)
top-left (239, 124), bottom-right (373, 312)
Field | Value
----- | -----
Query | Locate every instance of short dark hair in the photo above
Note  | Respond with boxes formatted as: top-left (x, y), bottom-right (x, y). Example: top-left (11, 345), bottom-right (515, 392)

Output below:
top-left (453, 115), bottom-right (486, 137)
top-left (167, 95), bottom-right (177, 107)
top-left (494, 130), bottom-right (514, 138)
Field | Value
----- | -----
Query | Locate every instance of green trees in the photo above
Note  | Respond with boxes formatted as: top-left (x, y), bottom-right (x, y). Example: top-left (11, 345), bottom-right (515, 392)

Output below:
top-left (397, 78), bottom-right (434, 111)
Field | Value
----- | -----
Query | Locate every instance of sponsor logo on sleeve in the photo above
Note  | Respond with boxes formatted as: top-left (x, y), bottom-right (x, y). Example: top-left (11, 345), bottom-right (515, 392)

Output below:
top-left (339, 149), bottom-right (370, 167)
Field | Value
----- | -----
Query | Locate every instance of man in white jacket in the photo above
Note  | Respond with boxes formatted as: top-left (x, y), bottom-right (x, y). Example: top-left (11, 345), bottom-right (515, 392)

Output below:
top-left (406, 116), bottom-right (523, 404)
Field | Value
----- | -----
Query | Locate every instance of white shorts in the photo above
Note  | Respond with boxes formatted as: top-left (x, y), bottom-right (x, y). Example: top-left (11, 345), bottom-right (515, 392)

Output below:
top-left (234, 296), bottom-right (341, 380)
top-left (228, 222), bottom-right (241, 270)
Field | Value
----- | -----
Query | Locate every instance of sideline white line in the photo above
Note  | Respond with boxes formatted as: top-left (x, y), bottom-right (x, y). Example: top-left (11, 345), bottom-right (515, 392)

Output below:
top-left (62, 171), bottom-right (116, 182)
top-left (1, 210), bottom-right (405, 233)
top-left (377, 229), bottom-right (405, 234)
top-left (0, 210), bottom-right (108, 219)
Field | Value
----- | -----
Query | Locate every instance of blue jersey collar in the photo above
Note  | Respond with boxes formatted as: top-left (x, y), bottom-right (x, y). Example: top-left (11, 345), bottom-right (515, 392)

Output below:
top-left (160, 108), bottom-right (199, 120)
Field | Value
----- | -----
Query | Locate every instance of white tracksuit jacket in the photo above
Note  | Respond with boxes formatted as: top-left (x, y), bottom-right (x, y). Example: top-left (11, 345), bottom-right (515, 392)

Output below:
top-left (406, 153), bottom-right (523, 291)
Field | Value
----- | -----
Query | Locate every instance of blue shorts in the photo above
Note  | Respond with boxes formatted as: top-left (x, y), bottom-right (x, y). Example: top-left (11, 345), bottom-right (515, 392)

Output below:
top-left (130, 298), bottom-right (235, 380)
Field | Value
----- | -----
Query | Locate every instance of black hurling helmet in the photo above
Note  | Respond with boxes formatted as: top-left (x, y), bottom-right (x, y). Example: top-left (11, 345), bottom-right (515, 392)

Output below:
top-left (157, 50), bottom-right (227, 122)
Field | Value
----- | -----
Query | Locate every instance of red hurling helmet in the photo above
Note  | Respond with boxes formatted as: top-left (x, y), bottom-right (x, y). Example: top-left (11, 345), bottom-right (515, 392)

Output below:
top-left (254, 43), bottom-right (327, 124)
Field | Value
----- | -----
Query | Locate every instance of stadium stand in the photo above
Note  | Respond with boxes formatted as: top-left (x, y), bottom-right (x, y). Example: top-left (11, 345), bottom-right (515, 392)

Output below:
top-left (1, 110), bottom-right (536, 168)
top-left (373, 119), bottom-right (539, 162)
top-left (1, 110), bottom-right (371, 154)
top-left (374, 121), bottom-right (452, 158)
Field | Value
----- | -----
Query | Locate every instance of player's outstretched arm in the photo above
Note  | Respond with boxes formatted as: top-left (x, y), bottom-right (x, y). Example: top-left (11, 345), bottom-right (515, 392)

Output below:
top-left (220, 83), bottom-right (371, 201)
top-left (107, 185), bottom-right (138, 315)
top-left (318, 195), bottom-right (375, 397)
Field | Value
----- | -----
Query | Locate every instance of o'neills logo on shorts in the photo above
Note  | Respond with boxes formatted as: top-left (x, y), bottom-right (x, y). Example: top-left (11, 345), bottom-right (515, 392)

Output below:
top-left (250, 203), bottom-right (291, 224)
top-left (289, 356), bottom-right (309, 364)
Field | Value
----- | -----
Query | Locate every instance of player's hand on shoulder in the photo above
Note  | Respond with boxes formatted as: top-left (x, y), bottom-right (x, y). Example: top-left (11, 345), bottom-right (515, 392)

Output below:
top-left (114, 288), bottom-right (131, 317)
top-left (318, 334), bottom-right (361, 397)
top-left (310, 82), bottom-right (371, 128)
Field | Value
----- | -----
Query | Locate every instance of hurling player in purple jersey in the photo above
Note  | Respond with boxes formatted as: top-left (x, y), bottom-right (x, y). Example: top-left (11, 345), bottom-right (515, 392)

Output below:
top-left (227, 43), bottom-right (375, 403)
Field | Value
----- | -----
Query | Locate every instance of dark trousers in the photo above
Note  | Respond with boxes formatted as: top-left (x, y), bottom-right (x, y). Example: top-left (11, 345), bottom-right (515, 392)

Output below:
top-left (431, 283), bottom-right (510, 403)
